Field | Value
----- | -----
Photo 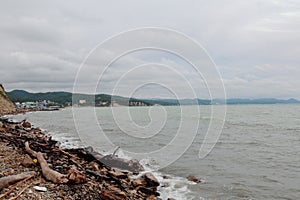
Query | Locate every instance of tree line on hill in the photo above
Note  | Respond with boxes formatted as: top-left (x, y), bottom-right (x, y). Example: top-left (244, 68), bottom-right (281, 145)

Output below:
top-left (6, 89), bottom-right (300, 107)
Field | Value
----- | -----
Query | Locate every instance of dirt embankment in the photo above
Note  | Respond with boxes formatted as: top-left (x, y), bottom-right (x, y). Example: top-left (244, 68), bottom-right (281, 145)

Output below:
top-left (0, 84), bottom-right (16, 115)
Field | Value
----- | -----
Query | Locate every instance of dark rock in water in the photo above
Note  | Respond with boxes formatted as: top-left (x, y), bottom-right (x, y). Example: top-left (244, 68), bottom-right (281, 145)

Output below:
top-left (128, 159), bottom-right (145, 174)
top-left (143, 172), bottom-right (160, 187)
top-left (187, 175), bottom-right (201, 183)
top-left (162, 175), bottom-right (171, 179)
top-left (161, 182), bottom-right (170, 187)
top-left (22, 121), bottom-right (31, 128)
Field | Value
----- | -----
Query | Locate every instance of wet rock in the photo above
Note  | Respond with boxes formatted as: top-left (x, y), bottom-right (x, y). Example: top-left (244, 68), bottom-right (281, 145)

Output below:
top-left (187, 175), bottom-right (201, 183)
top-left (128, 159), bottom-right (145, 174)
top-left (161, 182), bottom-right (170, 187)
top-left (163, 175), bottom-right (171, 179)
top-left (21, 121), bottom-right (31, 128)
top-left (143, 172), bottom-right (159, 187)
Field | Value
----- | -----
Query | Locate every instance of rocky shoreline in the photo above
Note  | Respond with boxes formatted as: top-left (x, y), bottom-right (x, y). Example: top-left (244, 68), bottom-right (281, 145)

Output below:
top-left (0, 117), bottom-right (162, 199)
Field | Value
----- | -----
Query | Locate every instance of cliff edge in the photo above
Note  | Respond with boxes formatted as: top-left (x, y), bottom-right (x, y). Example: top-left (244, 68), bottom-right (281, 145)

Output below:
top-left (0, 84), bottom-right (16, 115)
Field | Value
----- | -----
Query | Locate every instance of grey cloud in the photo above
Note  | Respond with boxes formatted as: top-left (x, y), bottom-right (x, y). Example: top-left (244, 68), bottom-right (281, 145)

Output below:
top-left (0, 0), bottom-right (299, 98)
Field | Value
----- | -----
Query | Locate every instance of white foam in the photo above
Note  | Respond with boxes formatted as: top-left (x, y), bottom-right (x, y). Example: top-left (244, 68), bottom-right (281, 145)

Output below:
top-left (135, 158), bottom-right (201, 200)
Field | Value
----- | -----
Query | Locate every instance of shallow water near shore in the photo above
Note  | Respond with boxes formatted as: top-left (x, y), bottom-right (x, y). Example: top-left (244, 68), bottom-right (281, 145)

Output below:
top-left (10, 105), bottom-right (300, 199)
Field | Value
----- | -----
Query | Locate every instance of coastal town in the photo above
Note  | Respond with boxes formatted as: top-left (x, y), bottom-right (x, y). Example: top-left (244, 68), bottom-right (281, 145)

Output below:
top-left (14, 100), bottom-right (60, 111)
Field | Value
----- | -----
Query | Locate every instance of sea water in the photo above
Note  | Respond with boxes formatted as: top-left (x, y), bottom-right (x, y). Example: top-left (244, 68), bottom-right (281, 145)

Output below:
top-left (11, 105), bottom-right (300, 199)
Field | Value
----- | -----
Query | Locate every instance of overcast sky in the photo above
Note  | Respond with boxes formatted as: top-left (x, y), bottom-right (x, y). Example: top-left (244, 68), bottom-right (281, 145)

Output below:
top-left (0, 0), bottom-right (299, 99)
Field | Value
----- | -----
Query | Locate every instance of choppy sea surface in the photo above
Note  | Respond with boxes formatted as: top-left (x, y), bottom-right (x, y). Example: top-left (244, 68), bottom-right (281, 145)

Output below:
top-left (10, 105), bottom-right (300, 199)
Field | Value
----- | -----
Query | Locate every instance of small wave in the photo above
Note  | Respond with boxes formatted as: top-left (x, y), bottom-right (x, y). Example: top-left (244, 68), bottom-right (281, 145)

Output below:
top-left (137, 158), bottom-right (201, 200)
top-left (285, 128), bottom-right (300, 131)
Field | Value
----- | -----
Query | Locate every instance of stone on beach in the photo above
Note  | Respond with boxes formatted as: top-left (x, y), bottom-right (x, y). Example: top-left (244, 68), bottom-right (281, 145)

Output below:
top-left (21, 154), bottom-right (34, 167)
top-left (33, 186), bottom-right (47, 192)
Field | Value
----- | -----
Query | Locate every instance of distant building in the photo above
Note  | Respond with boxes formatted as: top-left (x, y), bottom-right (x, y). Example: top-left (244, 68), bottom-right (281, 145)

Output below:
top-left (98, 101), bottom-right (109, 106)
top-left (37, 100), bottom-right (48, 109)
top-left (25, 102), bottom-right (37, 108)
top-left (79, 99), bottom-right (86, 104)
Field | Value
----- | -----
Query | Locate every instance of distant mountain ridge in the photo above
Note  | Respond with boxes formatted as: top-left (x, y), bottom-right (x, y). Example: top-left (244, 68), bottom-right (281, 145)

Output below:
top-left (7, 89), bottom-right (300, 106)
top-left (144, 98), bottom-right (300, 105)
top-left (221, 98), bottom-right (300, 104)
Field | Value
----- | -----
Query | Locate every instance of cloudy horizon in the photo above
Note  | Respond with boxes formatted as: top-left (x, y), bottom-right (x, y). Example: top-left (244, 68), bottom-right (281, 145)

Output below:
top-left (1, 0), bottom-right (299, 99)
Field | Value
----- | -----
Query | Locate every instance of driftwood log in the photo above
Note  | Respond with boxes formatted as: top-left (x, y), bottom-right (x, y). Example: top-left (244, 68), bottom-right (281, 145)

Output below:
top-left (0, 172), bottom-right (36, 199)
top-left (0, 171), bottom-right (36, 190)
top-left (25, 141), bottom-right (87, 184)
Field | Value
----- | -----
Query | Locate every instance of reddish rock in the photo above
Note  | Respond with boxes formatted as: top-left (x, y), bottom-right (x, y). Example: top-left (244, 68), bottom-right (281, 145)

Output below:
top-left (22, 121), bottom-right (31, 128)
top-left (132, 172), bottom-right (159, 188)
top-left (21, 154), bottom-right (33, 167)
top-left (131, 172), bottom-right (160, 197)
top-left (108, 168), bottom-right (129, 180)
top-left (132, 178), bottom-right (143, 187)
top-left (100, 189), bottom-right (127, 200)
top-left (68, 168), bottom-right (88, 184)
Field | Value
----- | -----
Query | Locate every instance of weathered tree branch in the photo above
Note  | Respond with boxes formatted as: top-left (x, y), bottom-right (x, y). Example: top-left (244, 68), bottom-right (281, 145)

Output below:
top-left (37, 152), bottom-right (69, 183)
top-left (25, 141), bottom-right (87, 184)
top-left (0, 172), bottom-right (36, 199)
top-left (0, 171), bottom-right (36, 190)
